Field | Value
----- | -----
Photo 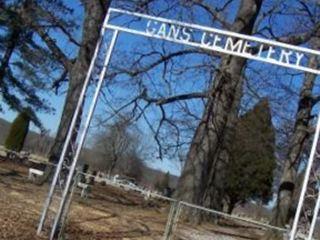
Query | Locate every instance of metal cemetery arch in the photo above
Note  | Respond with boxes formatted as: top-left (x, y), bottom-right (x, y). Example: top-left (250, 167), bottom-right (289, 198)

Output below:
top-left (37, 8), bottom-right (320, 240)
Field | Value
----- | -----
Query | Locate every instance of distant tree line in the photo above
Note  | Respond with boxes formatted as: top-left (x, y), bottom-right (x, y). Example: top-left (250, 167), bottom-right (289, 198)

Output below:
top-left (1, 2), bottom-right (320, 240)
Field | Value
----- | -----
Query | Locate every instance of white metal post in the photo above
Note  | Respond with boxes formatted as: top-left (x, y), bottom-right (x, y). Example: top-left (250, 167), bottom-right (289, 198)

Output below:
top-left (50, 29), bottom-right (119, 240)
top-left (307, 183), bottom-right (320, 240)
top-left (35, 7), bottom-right (320, 239)
top-left (290, 111), bottom-right (320, 240)
top-left (57, 172), bottom-right (80, 239)
top-left (106, 8), bottom-right (320, 75)
top-left (163, 201), bottom-right (181, 240)
top-left (36, 10), bottom-right (112, 236)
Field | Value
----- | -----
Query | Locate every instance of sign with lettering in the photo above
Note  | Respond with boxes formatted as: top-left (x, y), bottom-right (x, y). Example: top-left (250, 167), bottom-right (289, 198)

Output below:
top-left (39, 8), bottom-right (320, 240)
top-left (106, 8), bottom-right (320, 75)
top-left (146, 20), bottom-right (305, 68)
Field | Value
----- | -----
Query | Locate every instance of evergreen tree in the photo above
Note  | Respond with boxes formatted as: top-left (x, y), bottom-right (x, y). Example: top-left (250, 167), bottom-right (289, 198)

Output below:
top-left (5, 110), bottom-right (30, 152)
top-left (223, 99), bottom-right (276, 213)
top-left (0, 1), bottom-right (77, 129)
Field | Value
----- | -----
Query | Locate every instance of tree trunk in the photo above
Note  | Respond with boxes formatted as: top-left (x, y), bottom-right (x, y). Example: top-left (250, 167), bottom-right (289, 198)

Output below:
top-left (0, 28), bottom-right (20, 87)
top-left (263, 42), bottom-right (319, 240)
top-left (176, 0), bottom-right (263, 218)
top-left (227, 201), bottom-right (236, 214)
top-left (34, 0), bottom-right (111, 185)
top-left (49, 0), bottom-right (111, 164)
top-left (107, 155), bottom-right (118, 177)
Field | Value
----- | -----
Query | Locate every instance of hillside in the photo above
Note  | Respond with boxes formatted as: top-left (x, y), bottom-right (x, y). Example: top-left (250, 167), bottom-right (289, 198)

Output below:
top-left (0, 117), bottom-right (53, 156)
top-left (0, 117), bottom-right (178, 188)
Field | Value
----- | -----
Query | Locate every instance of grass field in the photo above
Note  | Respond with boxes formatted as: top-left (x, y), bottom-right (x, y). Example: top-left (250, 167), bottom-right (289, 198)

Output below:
top-left (0, 160), bottom-right (274, 240)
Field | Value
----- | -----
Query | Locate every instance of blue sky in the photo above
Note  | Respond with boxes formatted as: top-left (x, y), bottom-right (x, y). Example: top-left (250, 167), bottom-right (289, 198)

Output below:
top-left (0, 0), bottom-right (84, 134)
top-left (1, 0), bottom-right (319, 176)
top-left (0, 1), bottom-right (187, 175)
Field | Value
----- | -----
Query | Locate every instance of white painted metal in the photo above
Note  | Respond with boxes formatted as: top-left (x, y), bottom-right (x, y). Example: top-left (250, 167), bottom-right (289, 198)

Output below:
top-left (107, 8), bottom-right (320, 239)
top-left (38, 161), bottom-right (288, 235)
top-left (36, 10), bottom-right (112, 236)
top-left (105, 24), bottom-right (320, 75)
top-left (77, 182), bottom-right (89, 198)
top-left (163, 201), bottom-right (178, 240)
top-left (38, 7), bottom-right (320, 239)
top-left (57, 173), bottom-right (79, 239)
top-left (307, 184), bottom-right (320, 239)
top-left (49, 30), bottom-right (119, 240)
top-left (108, 8), bottom-right (320, 57)
top-left (181, 201), bottom-right (287, 233)
top-left (106, 8), bottom-right (320, 75)
top-left (76, 169), bottom-right (288, 234)
top-left (163, 201), bottom-right (182, 240)
top-left (29, 168), bottom-right (44, 179)
top-left (290, 112), bottom-right (320, 240)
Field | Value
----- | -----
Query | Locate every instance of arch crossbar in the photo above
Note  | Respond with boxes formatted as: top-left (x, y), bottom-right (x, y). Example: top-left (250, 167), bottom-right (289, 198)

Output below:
top-left (37, 7), bottom-right (320, 240)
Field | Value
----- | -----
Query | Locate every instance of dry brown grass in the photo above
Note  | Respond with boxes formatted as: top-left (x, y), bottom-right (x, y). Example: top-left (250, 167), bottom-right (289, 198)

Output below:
top-left (0, 161), bottom-right (268, 240)
top-left (0, 161), bottom-right (169, 240)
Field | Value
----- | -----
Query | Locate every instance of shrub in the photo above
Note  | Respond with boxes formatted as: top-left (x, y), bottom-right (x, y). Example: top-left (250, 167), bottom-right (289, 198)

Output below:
top-left (5, 111), bottom-right (30, 152)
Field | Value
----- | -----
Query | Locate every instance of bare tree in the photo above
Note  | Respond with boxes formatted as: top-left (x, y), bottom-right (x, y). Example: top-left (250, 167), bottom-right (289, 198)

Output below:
top-left (93, 0), bottom-right (320, 221)
top-left (28, 0), bottom-right (157, 183)
top-left (91, 118), bottom-right (144, 179)
top-left (19, 0), bottom-right (319, 228)
top-left (45, 0), bottom-right (112, 165)
top-left (263, 36), bottom-right (320, 239)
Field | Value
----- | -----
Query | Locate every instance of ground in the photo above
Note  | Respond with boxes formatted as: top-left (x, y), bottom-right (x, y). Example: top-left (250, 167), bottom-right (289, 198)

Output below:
top-left (0, 160), bottom-right (275, 240)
